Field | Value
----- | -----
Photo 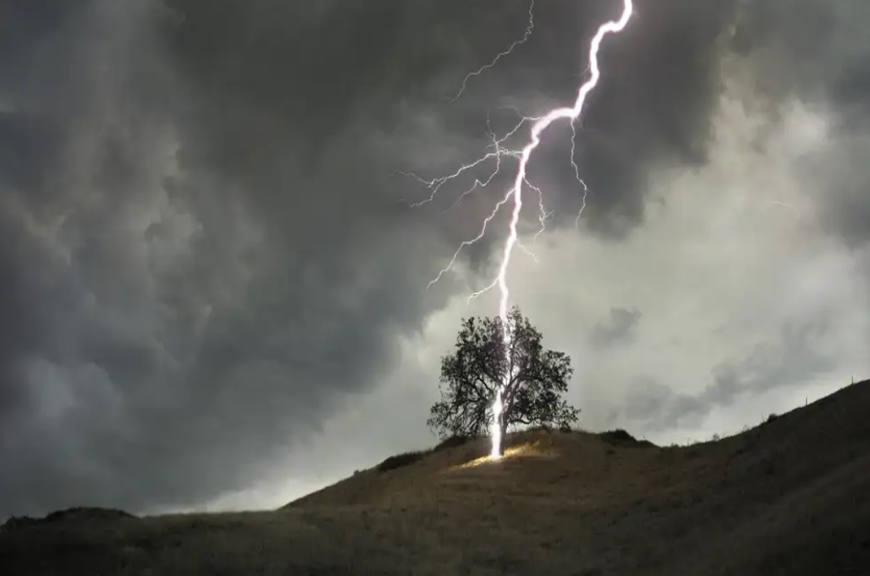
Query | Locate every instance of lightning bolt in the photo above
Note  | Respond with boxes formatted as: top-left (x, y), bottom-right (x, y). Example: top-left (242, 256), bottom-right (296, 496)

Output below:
top-left (768, 200), bottom-right (802, 219)
top-left (406, 0), bottom-right (634, 459)
top-left (451, 0), bottom-right (537, 103)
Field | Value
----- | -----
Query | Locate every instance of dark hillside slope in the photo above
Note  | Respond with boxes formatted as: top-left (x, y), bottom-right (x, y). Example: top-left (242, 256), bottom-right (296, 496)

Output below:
top-left (2, 379), bottom-right (869, 576)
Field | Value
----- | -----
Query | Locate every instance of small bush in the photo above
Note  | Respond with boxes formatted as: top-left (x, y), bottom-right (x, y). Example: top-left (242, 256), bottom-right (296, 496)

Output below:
top-left (375, 450), bottom-right (427, 472)
top-left (765, 413), bottom-right (779, 424)
top-left (598, 429), bottom-right (656, 448)
top-left (2, 507), bottom-right (135, 532)
top-left (434, 434), bottom-right (471, 452)
top-left (1, 516), bottom-right (38, 531)
top-left (44, 507), bottom-right (134, 522)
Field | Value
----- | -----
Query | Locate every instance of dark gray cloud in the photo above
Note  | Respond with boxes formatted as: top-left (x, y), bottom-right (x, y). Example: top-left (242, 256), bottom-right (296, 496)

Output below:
top-left (589, 307), bottom-right (641, 347)
top-left (729, 0), bottom-right (870, 249)
top-left (0, 0), bottom-right (868, 520)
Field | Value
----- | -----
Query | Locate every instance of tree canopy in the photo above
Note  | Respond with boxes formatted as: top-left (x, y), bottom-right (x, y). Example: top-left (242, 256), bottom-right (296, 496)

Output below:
top-left (427, 306), bottom-right (579, 453)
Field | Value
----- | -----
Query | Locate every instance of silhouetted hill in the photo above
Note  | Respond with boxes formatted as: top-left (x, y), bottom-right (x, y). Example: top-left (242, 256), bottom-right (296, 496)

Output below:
top-left (2, 379), bottom-right (869, 575)
top-left (1, 507), bottom-right (135, 532)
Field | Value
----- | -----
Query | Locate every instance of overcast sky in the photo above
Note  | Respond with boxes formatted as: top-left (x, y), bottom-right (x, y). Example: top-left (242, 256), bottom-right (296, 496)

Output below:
top-left (2, 0), bottom-right (869, 520)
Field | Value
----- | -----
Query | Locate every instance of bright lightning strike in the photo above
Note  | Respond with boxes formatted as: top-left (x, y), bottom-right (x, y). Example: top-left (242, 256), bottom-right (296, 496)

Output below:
top-left (407, 0), bottom-right (634, 460)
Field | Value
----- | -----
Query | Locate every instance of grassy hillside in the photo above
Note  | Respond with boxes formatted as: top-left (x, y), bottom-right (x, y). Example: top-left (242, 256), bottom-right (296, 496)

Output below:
top-left (3, 379), bottom-right (870, 576)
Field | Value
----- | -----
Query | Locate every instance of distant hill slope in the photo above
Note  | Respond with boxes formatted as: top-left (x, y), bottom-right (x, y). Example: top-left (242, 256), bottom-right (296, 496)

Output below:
top-left (1, 507), bottom-right (135, 531)
top-left (3, 379), bottom-right (870, 576)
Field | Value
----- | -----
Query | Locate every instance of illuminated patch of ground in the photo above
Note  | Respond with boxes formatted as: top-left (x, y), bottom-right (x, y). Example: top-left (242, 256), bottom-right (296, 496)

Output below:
top-left (449, 438), bottom-right (559, 471)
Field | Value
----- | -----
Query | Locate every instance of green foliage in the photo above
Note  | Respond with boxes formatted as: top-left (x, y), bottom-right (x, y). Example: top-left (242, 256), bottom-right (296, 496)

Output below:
top-left (375, 450), bottom-right (427, 472)
top-left (427, 306), bottom-right (580, 450)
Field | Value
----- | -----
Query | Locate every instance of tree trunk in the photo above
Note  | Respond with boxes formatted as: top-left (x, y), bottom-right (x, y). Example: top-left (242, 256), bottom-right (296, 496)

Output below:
top-left (497, 418), bottom-right (508, 456)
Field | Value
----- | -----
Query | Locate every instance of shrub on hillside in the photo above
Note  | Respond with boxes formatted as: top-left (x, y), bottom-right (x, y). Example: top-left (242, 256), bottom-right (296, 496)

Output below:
top-left (1, 507), bottom-right (134, 531)
top-left (599, 429), bottom-right (656, 448)
top-left (376, 450), bottom-right (427, 472)
top-left (528, 423), bottom-right (573, 434)
top-left (434, 434), bottom-right (471, 452)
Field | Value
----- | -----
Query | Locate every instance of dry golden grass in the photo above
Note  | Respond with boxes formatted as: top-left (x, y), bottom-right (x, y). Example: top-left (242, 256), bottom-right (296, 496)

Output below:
top-left (4, 380), bottom-right (870, 575)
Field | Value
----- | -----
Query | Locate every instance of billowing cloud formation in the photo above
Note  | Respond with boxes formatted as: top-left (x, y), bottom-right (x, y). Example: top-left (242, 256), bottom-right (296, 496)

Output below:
top-left (1, 0), bottom-right (869, 519)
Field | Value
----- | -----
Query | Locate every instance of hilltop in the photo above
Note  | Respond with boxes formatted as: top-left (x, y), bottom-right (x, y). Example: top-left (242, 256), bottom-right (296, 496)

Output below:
top-left (2, 379), bottom-right (870, 576)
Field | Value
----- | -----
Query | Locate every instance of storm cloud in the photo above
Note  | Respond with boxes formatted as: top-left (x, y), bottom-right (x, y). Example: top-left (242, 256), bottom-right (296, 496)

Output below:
top-left (623, 318), bottom-right (837, 430)
top-left (589, 308), bottom-right (642, 347)
top-left (1, 0), bottom-right (869, 519)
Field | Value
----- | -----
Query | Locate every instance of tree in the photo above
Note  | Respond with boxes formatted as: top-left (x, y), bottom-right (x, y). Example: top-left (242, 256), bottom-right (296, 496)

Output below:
top-left (427, 306), bottom-right (580, 455)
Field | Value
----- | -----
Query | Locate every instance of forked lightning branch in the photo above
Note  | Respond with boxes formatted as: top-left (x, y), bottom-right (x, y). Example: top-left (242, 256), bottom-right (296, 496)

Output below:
top-left (405, 0), bottom-right (635, 458)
